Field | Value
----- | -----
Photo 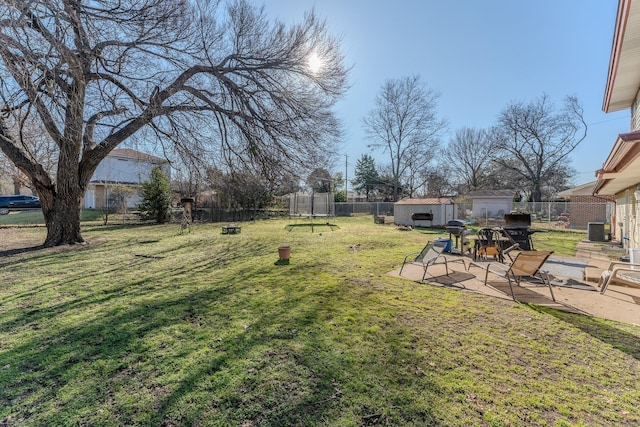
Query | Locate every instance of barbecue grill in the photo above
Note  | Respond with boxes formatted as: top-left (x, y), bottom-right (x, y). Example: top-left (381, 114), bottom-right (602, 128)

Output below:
top-left (445, 219), bottom-right (471, 254)
top-left (502, 213), bottom-right (544, 251)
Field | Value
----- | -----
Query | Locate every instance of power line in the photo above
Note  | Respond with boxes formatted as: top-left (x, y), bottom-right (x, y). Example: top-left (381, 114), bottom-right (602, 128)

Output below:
top-left (587, 114), bottom-right (628, 126)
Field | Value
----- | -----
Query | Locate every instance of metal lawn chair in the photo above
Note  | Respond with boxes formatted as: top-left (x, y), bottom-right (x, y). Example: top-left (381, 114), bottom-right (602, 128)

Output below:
top-left (478, 250), bottom-right (555, 302)
top-left (400, 241), bottom-right (467, 281)
top-left (598, 261), bottom-right (640, 294)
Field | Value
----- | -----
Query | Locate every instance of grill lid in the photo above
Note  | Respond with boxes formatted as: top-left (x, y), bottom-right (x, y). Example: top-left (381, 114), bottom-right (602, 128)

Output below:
top-left (446, 219), bottom-right (469, 236)
top-left (504, 213), bottom-right (531, 227)
top-left (447, 219), bottom-right (466, 228)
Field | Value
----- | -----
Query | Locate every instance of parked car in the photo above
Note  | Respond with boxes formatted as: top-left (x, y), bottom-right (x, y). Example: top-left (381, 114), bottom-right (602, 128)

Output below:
top-left (0, 195), bottom-right (42, 210)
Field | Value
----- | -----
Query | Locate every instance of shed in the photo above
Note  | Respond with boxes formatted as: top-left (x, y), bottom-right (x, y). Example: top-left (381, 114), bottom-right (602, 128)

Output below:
top-left (467, 190), bottom-right (517, 219)
top-left (393, 197), bottom-right (458, 227)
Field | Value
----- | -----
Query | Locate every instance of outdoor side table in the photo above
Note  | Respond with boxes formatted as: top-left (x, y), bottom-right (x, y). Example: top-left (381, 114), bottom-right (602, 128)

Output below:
top-left (222, 224), bottom-right (241, 234)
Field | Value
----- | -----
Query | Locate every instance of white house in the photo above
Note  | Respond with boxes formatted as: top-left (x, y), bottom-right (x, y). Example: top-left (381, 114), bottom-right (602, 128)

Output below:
top-left (393, 197), bottom-right (458, 227)
top-left (84, 148), bottom-right (170, 209)
top-left (594, 0), bottom-right (640, 249)
top-left (467, 190), bottom-right (518, 219)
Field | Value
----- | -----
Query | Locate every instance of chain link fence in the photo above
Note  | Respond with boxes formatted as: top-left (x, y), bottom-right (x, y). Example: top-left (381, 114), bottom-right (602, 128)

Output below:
top-left (456, 201), bottom-right (614, 229)
top-left (189, 199), bottom-right (614, 230)
top-left (334, 202), bottom-right (395, 217)
top-left (333, 200), bottom-right (614, 230)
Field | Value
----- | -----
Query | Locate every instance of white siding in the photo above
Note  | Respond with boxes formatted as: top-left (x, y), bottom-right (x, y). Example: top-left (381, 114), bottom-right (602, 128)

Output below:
top-left (471, 199), bottom-right (512, 219)
top-left (91, 155), bottom-right (169, 184)
top-left (84, 188), bottom-right (95, 209)
top-left (84, 150), bottom-right (170, 209)
top-left (633, 94), bottom-right (640, 131)
top-left (614, 188), bottom-right (640, 249)
top-left (93, 157), bottom-right (145, 183)
top-left (394, 204), bottom-right (458, 227)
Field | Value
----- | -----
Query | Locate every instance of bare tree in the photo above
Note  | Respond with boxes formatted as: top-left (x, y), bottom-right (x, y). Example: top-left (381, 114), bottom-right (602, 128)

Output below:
top-left (0, 0), bottom-right (348, 246)
top-left (0, 114), bottom-right (57, 195)
top-left (306, 167), bottom-right (332, 193)
top-left (490, 94), bottom-right (586, 202)
top-left (105, 184), bottom-right (137, 225)
top-left (363, 75), bottom-right (447, 201)
top-left (172, 158), bottom-right (208, 206)
top-left (422, 166), bottom-right (454, 198)
top-left (445, 127), bottom-right (498, 194)
top-left (210, 168), bottom-right (270, 211)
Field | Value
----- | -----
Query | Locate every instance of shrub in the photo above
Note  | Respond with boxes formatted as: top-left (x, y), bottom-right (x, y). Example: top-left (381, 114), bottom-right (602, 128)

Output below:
top-left (138, 167), bottom-right (172, 223)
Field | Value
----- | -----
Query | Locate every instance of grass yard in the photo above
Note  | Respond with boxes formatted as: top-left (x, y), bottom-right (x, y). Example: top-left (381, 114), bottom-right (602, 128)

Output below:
top-left (0, 217), bottom-right (639, 426)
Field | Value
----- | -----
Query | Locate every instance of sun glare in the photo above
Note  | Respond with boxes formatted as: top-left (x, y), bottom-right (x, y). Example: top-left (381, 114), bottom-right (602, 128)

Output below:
top-left (308, 53), bottom-right (322, 73)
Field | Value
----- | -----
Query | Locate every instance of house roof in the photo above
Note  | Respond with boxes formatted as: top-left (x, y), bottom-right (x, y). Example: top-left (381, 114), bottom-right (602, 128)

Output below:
top-left (596, 0), bottom-right (640, 195)
top-left (394, 197), bottom-right (454, 205)
top-left (109, 148), bottom-right (168, 164)
top-left (603, 0), bottom-right (640, 113)
top-left (594, 130), bottom-right (640, 194)
top-left (466, 190), bottom-right (517, 199)
top-left (557, 181), bottom-right (598, 198)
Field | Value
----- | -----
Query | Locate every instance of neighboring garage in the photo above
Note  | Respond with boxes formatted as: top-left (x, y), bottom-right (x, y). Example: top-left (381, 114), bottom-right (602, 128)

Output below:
top-left (467, 190), bottom-right (518, 219)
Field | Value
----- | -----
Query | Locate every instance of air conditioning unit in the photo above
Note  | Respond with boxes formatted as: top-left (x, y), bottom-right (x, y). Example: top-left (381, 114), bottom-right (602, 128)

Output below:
top-left (587, 222), bottom-right (605, 242)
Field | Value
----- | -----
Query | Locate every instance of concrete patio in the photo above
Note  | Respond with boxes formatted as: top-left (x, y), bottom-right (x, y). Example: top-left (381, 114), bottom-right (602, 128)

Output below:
top-left (388, 241), bottom-right (640, 326)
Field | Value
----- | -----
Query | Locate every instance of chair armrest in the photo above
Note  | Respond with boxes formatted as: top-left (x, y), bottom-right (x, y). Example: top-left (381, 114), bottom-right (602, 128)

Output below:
top-left (469, 260), bottom-right (508, 274)
top-left (502, 243), bottom-right (519, 254)
top-left (611, 265), bottom-right (640, 276)
top-left (610, 264), bottom-right (640, 274)
top-left (442, 254), bottom-right (468, 268)
top-left (401, 252), bottom-right (420, 265)
top-left (485, 262), bottom-right (510, 277)
top-left (605, 261), bottom-right (640, 270)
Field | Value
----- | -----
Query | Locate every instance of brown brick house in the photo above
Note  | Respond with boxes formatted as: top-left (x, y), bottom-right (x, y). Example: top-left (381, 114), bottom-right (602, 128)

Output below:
top-left (557, 181), bottom-right (615, 229)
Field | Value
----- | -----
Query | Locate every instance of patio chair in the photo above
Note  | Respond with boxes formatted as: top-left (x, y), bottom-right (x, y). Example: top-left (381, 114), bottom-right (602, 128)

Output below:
top-left (598, 261), bottom-right (640, 294)
top-left (479, 250), bottom-right (555, 302)
top-left (475, 228), bottom-right (504, 262)
top-left (399, 241), bottom-right (467, 281)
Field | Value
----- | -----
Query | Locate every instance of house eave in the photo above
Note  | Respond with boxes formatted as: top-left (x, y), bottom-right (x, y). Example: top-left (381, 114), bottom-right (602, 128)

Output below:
top-left (594, 130), bottom-right (640, 194)
top-left (603, 0), bottom-right (640, 113)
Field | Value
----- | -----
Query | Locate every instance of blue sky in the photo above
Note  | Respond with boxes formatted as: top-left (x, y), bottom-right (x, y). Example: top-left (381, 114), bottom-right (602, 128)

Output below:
top-left (264, 0), bottom-right (626, 187)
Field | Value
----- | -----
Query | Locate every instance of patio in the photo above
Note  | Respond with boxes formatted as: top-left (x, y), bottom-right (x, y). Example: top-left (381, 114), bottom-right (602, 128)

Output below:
top-left (388, 242), bottom-right (640, 326)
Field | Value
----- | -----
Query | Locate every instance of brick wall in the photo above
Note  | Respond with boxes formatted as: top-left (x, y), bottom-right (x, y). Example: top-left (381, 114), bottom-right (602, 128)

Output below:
top-left (569, 196), bottom-right (614, 228)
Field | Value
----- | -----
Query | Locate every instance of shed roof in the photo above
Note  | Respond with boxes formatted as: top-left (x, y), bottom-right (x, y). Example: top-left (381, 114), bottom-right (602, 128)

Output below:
top-left (394, 197), bottom-right (454, 205)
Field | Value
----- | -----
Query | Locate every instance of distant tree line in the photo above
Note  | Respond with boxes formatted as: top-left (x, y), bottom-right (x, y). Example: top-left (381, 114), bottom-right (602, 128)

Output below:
top-left (171, 85), bottom-right (585, 209)
top-left (358, 76), bottom-right (586, 202)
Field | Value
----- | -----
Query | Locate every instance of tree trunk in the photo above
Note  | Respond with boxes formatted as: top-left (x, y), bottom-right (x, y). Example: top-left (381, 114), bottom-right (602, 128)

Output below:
top-left (41, 138), bottom-right (86, 247)
top-left (43, 193), bottom-right (84, 247)
top-left (531, 185), bottom-right (543, 203)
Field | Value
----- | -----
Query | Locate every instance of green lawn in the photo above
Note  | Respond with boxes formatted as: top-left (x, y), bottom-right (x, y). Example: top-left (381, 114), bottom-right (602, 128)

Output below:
top-left (0, 217), bottom-right (638, 426)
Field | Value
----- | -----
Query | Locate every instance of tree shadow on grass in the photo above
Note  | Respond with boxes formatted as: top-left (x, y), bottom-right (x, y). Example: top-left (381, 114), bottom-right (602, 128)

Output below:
top-left (0, 245), bottom-right (45, 257)
top-left (533, 306), bottom-right (640, 361)
top-left (0, 253), bottom-right (443, 426)
top-left (0, 245), bottom-right (51, 270)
